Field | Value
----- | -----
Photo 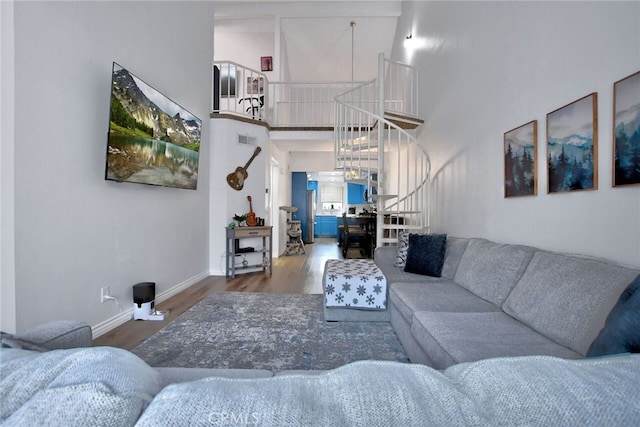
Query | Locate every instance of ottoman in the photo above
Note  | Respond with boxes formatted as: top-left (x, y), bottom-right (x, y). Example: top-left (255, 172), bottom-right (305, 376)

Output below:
top-left (322, 259), bottom-right (389, 322)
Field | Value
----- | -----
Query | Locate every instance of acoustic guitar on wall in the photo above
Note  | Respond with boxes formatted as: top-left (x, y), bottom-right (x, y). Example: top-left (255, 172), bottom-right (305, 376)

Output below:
top-left (246, 196), bottom-right (257, 226)
top-left (227, 146), bottom-right (262, 191)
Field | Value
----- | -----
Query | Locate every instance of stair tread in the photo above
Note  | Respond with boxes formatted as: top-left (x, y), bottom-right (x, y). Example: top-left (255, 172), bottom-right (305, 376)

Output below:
top-left (336, 156), bottom-right (379, 161)
top-left (344, 143), bottom-right (379, 151)
top-left (379, 224), bottom-right (426, 230)
top-left (372, 194), bottom-right (397, 200)
top-left (346, 178), bottom-right (377, 185)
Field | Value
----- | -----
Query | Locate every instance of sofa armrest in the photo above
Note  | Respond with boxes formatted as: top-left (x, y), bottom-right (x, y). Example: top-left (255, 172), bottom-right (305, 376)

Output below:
top-left (374, 246), bottom-right (398, 267)
top-left (14, 320), bottom-right (93, 350)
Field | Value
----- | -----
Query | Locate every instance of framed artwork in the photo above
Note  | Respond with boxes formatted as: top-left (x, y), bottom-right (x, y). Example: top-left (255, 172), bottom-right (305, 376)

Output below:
top-left (546, 93), bottom-right (598, 193)
top-left (261, 56), bottom-right (273, 72)
top-left (504, 120), bottom-right (537, 198)
top-left (613, 70), bottom-right (640, 187)
top-left (247, 76), bottom-right (265, 95)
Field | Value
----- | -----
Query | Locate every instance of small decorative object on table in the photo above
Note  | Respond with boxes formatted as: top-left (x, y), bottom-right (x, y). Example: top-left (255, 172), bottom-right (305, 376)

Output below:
top-left (246, 196), bottom-right (257, 226)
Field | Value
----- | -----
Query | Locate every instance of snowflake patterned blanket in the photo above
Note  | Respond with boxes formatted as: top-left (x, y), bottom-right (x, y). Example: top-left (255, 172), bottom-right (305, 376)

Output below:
top-left (323, 259), bottom-right (387, 310)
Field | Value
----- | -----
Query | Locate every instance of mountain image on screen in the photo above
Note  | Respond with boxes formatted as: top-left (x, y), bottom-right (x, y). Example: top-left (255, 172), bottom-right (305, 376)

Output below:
top-left (106, 62), bottom-right (202, 190)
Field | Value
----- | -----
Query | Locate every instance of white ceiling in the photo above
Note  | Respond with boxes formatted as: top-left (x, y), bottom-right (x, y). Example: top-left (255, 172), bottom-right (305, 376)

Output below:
top-left (214, 1), bottom-right (402, 153)
top-left (215, 1), bottom-right (401, 82)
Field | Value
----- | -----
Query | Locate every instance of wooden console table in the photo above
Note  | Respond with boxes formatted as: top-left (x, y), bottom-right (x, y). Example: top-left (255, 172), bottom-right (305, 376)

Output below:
top-left (225, 226), bottom-right (273, 278)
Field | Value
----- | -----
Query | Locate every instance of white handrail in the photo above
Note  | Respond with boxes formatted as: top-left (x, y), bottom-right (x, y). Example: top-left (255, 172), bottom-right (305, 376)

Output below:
top-left (212, 61), bottom-right (269, 121)
top-left (382, 56), bottom-right (420, 118)
top-left (334, 53), bottom-right (429, 247)
top-left (213, 61), bottom-right (367, 127)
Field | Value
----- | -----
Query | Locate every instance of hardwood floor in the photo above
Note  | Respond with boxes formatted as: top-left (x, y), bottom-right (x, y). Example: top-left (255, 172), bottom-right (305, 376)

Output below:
top-left (92, 238), bottom-right (341, 350)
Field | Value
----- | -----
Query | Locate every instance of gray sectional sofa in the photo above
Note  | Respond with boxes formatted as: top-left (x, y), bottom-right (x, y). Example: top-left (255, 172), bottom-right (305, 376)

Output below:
top-left (3, 236), bottom-right (640, 425)
top-left (2, 327), bottom-right (640, 426)
top-left (374, 236), bottom-right (640, 369)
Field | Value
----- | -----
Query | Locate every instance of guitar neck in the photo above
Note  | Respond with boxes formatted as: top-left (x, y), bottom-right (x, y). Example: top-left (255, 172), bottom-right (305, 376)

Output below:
top-left (243, 147), bottom-right (261, 169)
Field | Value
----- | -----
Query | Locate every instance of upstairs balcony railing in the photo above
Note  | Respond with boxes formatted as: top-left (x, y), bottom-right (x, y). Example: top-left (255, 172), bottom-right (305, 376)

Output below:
top-left (382, 56), bottom-right (420, 118)
top-left (211, 58), bottom-right (418, 127)
top-left (212, 61), bottom-right (366, 127)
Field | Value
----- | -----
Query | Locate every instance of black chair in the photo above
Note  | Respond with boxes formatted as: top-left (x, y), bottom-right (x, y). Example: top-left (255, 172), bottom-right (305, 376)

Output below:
top-left (341, 213), bottom-right (370, 258)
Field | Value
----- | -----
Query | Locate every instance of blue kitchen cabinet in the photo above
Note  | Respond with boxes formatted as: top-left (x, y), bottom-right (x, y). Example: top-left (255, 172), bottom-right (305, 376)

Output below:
top-left (315, 216), bottom-right (338, 238)
top-left (347, 183), bottom-right (365, 204)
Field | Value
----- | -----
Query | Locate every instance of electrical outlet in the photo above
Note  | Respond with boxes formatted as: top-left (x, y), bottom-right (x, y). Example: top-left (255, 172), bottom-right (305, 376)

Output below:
top-left (101, 286), bottom-right (111, 303)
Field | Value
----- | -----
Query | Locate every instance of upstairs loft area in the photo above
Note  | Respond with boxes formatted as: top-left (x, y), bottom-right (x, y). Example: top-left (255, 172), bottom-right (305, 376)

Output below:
top-left (210, 58), bottom-right (424, 131)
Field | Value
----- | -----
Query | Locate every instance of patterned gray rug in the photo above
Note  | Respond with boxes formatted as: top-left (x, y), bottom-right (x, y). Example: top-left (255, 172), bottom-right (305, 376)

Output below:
top-left (131, 291), bottom-right (409, 371)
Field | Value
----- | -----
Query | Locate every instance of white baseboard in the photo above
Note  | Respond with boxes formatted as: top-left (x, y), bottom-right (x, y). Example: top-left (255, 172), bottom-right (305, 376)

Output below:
top-left (91, 270), bottom-right (210, 339)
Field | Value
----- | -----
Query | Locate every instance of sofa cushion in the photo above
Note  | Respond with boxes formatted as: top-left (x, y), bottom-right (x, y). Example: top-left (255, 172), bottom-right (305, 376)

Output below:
top-left (14, 320), bottom-right (92, 349)
top-left (587, 274), bottom-right (640, 357)
top-left (440, 236), bottom-right (470, 280)
top-left (454, 239), bottom-right (535, 306)
top-left (0, 347), bottom-right (160, 426)
top-left (135, 357), bottom-right (640, 426)
top-left (155, 367), bottom-right (274, 389)
top-left (1, 332), bottom-right (50, 352)
top-left (389, 281), bottom-right (500, 325)
top-left (503, 251), bottom-right (640, 356)
top-left (411, 311), bottom-right (582, 369)
top-left (404, 234), bottom-right (447, 277)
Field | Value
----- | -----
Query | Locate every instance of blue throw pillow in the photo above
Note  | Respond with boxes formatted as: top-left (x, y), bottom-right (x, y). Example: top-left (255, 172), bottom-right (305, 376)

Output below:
top-left (587, 274), bottom-right (640, 357)
top-left (403, 233), bottom-right (447, 277)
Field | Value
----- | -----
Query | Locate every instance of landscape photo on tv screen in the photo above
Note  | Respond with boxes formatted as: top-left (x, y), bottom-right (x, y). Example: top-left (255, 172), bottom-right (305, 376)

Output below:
top-left (105, 62), bottom-right (202, 190)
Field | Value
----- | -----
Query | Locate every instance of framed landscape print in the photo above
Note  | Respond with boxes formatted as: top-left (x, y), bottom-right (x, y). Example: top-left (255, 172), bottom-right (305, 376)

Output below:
top-left (504, 120), bottom-right (537, 198)
top-left (613, 70), bottom-right (640, 187)
top-left (546, 93), bottom-right (598, 193)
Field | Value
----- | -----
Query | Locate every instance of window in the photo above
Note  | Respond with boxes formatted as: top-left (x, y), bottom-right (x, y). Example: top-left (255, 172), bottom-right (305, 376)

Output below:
top-left (320, 183), bottom-right (343, 203)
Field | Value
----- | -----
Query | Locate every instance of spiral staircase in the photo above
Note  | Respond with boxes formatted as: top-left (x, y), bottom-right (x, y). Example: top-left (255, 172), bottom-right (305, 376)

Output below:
top-left (334, 53), bottom-right (430, 247)
top-left (212, 53), bottom-right (430, 249)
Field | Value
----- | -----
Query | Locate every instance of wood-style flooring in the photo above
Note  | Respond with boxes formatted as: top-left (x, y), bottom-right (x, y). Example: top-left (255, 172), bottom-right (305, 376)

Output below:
top-left (92, 238), bottom-right (341, 350)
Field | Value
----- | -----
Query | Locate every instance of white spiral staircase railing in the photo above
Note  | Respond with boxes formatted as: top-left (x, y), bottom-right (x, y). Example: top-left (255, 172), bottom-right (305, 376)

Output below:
top-left (335, 53), bottom-right (430, 246)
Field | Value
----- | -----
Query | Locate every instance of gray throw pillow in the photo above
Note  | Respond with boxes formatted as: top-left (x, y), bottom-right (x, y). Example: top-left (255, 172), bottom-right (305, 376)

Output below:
top-left (404, 234), bottom-right (447, 277)
top-left (587, 274), bottom-right (640, 357)
top-left (1, 332), bottom-right (49, 352)
top-left (393, 232), bottom-right (410, 267)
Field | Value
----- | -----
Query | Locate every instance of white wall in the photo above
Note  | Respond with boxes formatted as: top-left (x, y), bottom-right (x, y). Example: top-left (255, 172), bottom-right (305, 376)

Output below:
top-left (208, 119), bottom-right (270, 274)
top-left (289, 151), bottom-right (335, 172)
top-left (1, 0), bottom-right (17, 333)
top-left (11, 1), bottom-right (215, 332)
top-left (215, 31), bottom-right (276, 78)
top-left (393, 1), bottom-right (640, 267)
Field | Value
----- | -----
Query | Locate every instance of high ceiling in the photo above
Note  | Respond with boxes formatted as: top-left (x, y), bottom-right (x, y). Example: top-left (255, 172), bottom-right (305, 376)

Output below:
top-left (214, 1), bottom-right (401, 82)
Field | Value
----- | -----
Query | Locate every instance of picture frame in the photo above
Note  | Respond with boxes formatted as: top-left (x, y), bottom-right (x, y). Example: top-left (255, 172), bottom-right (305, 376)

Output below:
top-left (247, 76), bottom-right (265, 95)
top-left (546, 93), bottom-right (598, 193)
top-left (504, 120), bottom-right (537, 198)
top-left (613, 70), bottom-right (640, 187)
top-left (261, 56), bottom-right (273, 72)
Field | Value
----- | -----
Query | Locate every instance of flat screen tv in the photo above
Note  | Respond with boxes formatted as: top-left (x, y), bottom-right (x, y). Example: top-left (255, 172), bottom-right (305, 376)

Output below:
top-left (105, 62), bottom-right (201, 190)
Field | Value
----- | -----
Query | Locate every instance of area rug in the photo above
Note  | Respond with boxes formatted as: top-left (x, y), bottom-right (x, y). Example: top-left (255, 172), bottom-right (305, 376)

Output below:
top-left (131, 291), bottom-right (409, 371)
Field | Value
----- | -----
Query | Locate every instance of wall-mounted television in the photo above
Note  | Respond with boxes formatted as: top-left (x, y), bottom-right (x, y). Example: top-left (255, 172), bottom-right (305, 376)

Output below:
top-left (105, 62), bottom-right (201, 190)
